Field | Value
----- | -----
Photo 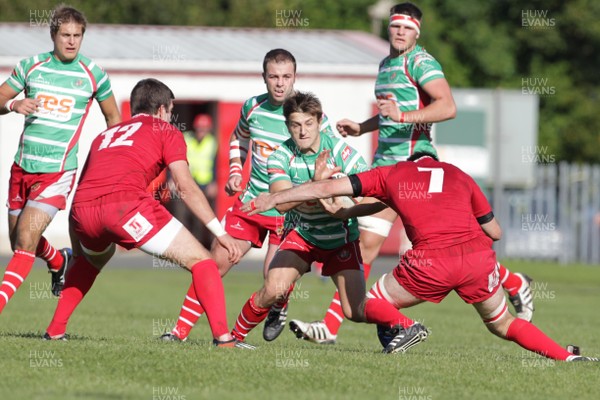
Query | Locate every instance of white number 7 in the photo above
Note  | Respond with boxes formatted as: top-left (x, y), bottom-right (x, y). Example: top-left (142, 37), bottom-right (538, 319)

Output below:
top-left (417, 167), bottom-right (444, 193)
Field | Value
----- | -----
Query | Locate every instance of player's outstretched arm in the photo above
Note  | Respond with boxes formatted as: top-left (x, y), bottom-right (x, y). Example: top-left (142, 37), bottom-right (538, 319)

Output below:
top-left (168, 160), bottom-right (243, 263)
top-left (243, 177), bottom-right (355, 216)
top-left (269, 180), bottom-right (304, 213)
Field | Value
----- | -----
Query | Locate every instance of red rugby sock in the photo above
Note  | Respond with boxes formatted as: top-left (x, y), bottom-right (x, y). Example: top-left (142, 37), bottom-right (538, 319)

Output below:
top-left (364, 298), bottom-right (414, 328)
top-left (231, 292), bottom-right (270, 341)
top-left (171, 283), bottom-right (205, 340)
top-left (499, 264), bottom-right (523, 296)
top-left (46, 256), bottom-right (99, 336)
top-left (191, 259), bottom-right (229, 339)
top-left (0, 250), bottom-right (36, 314)
top-left (505, 318), bottom-right (571, 360)
top-left (36, 236), bottom-right (64, 272)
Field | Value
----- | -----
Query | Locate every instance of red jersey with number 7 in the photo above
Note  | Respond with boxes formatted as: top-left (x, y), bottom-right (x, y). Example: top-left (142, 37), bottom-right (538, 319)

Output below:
top-left (73, 114), bottom-right (187, 204)
top-left (355, 156), bottom-right (492, 249)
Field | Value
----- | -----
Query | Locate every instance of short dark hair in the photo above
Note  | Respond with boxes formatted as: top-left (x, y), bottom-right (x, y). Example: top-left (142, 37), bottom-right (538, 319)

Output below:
top-left (407, 150), bottom-right (438, 162)
top-left (283, 91), bottom-right (323, 123)
top-left (263, 49), bottom-right (297, 73)
top-left (390, 2), bottom-right (423, 21)
top-left (50, 4), bottom-right (87, 37)
top-left (130, 78), bottom-right (175, 116)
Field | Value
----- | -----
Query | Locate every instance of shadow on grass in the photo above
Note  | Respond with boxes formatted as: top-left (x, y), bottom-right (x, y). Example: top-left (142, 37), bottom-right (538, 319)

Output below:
top-left (0, 331), bottom-right (106, 341)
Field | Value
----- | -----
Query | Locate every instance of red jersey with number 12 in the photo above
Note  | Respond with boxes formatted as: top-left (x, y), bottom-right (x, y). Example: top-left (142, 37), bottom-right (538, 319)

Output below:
top-left (355, 157), bottom-right (492, 249)
top-left (74, 114), bottom-right (187, 204)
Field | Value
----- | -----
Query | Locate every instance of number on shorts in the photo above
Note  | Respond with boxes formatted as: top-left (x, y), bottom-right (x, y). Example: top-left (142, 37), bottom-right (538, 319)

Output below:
top-left (98, 122), bottom-right (143, 150)
top-left (417, 167), bottom-right (444, 193)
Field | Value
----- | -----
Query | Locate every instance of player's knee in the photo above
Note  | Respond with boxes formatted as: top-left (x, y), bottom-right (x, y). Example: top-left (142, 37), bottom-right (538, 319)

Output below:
top-left (343, 307), bottom-right (357, 321)
top-left (258, 284), bottom-right (279, 307)
top-left (343, 301), bottom-right (366, 323)
top-left (484, 313), bottom-right (513, 339)
top-left (14, 234), bottom-right (39, 253)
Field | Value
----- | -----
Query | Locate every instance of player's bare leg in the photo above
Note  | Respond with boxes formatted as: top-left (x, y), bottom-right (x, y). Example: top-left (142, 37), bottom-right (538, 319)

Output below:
top-left (290, 268), bottom-right (369, 345)
top-left (262, 242), bottom-right (293, 341)
top-left (308, 206), bottom-right (397, 339)
top-left (232, 250), bottom-right (306, 342)
top-left (1, 205), bottom-right (57, 314)
top-left (8, 213), bottom-right (18, 247)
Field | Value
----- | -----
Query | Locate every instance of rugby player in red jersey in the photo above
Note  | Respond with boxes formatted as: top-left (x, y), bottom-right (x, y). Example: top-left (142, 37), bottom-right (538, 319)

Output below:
top-left (43, 79), bottom-right (253, 349)
top-left (243, 151), bottom-right (597, 360)
top-left (297, 1), bottom-right (532, 344)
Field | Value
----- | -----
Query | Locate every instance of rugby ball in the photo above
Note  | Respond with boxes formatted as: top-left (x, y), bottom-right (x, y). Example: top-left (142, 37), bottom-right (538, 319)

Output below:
top-left (330, 172), bottom-right (362, 207)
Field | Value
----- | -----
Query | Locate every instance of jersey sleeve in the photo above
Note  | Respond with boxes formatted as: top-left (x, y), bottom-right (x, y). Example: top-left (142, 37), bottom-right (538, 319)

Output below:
top-left (319, 113), bottom-right (335, 137)
top-left (267, 146), bottom-right (291, 185)
top-left (411, 52), bottom-right (445, 86)
top-left (469, 176), bottom-right (492, 218)
top-left (354, 166), bottom-right (394, 200)
top-left (92, 65), bottom-right (113, 102)
top-left (232, 98), bottom-right (253, 162)
top-left (4, 57), bottom-right (30, 93)
top-left (163, 126), bottom-right (189, 165)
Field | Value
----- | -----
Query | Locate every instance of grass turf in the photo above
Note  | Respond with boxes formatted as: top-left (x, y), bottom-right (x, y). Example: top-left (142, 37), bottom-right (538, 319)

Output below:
top-left (0, 259), bottom-right (598, 399)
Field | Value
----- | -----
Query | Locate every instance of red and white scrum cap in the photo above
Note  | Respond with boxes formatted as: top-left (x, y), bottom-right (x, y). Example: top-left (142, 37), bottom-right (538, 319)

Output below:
top-left (389, 14), bottom-right (421, 35)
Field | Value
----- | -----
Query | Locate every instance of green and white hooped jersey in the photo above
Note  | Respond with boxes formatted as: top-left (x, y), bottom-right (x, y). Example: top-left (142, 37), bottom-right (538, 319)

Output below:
top-left (374, 44), bottom-right (444, 167)
top-left (234, 92), bottom-right (334, 217)
top-left (5, 52), bottom-right (113, 173)
top-left (268, 133), bottom-right (368, 249)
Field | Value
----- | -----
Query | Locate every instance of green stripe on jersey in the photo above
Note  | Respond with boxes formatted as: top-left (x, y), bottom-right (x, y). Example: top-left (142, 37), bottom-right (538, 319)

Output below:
top-left (373, 45), bottom-right (443, 166)
top-left (236, 93), bottom-right (334, 216)
top-left (268, 133), bottom-right (368, 249)
top-left (5, 52), bottom-right (112, 173)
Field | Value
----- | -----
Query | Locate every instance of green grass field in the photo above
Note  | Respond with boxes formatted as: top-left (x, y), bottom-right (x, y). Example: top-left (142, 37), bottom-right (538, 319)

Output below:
top-left (0, 259), bottom-right (598, 400)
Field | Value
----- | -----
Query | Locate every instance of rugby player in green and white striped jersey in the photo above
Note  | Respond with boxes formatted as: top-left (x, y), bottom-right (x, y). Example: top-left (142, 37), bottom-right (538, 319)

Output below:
top-left (0, 5), bottom-right (120, 316)
top-left (161, 49), bottom-right (334, 343)
top-left (230, 91), bottom-right (415, 344)
top-left (336, 2), bottom-right (456, 265)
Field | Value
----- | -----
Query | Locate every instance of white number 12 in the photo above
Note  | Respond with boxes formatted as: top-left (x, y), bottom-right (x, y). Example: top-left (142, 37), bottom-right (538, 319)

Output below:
top-left (98, 122), bottom-right (142, 150)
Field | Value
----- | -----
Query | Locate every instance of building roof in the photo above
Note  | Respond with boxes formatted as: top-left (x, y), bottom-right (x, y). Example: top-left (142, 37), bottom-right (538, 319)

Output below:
top-left (0, 24), bottom-right (388, 76)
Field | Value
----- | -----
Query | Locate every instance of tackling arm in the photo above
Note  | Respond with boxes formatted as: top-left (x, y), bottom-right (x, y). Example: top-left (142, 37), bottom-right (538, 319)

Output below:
top-left (246, 178), bottom-right (355, 215)
top-left (270, 180), bottom-right (304, 214)
top-left (169, 160), bottom-right (219, 225)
